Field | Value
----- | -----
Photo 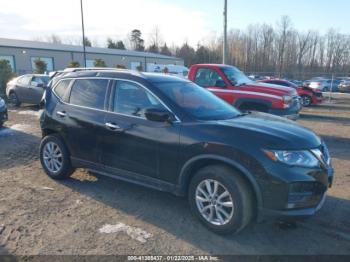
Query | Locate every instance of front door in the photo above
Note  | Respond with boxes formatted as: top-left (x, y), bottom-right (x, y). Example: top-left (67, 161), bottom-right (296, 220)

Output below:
top-left (99, 80), bottom-right (180, 179)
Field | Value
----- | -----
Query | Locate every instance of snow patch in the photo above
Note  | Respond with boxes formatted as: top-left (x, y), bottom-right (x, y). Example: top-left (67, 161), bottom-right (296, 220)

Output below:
top-left (10, 124), bottom-right (32, 132)
top-left (0, 124), bottom-right (33, 136)
top-left (18, 110), bottom-right (42, 118)
top-left (99, 223), bottom-right (152, 243)
top-left (0, 128), bottom-right (13, 136)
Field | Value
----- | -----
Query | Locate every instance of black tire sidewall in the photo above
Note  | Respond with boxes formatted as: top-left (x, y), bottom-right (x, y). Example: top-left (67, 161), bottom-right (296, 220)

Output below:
top-left (302, 95), bottom-right (312, 107)
top-left (188, 166), bottom-right (251, 234)
top-left (9, 92), bottom-right (21, 107)
top-left (39, 134), bottom-right (73, 180)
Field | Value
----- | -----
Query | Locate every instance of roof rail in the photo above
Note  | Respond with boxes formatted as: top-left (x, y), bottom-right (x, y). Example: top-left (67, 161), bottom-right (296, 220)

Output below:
top-left (63, 67), bottom-right (130, 72)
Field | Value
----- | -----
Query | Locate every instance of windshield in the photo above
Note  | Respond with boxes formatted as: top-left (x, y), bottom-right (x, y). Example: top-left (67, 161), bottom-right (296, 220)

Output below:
top-left (222, 67), bottom-right (252, 86)
top-left (153, 81), bottom-right (241, 120)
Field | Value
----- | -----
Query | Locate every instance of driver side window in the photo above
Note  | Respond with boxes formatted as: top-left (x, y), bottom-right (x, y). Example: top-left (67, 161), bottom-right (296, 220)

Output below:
top-left (194, 68), bottom-right (225, 88)
top-left (113, 81), bottom-right (165, 118)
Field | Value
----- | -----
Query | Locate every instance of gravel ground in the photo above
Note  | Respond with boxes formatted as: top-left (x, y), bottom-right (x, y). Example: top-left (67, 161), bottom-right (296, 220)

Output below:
top-left (0, 100), bottom-right (349, 256)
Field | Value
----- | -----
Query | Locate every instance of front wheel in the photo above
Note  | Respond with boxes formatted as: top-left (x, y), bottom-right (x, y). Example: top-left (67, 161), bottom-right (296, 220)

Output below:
top-left (188, 165), bottom-right (254, 234)
top-left (301, 95), bottom-right (312, 107)
top-left (40, 134), bottom-right (74, 180)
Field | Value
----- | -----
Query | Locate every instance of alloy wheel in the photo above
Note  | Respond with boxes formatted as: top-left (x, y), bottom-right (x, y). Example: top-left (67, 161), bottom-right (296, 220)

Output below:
top-left (195, 179), bottom-right (234, 226)
top-left (302, 96), bottom-right (311, 106)
top-left (43, 142), bottom-right (63, 173)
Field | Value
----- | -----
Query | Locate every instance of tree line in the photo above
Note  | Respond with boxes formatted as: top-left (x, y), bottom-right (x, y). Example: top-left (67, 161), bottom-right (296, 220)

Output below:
top-left (39, 16), bottom-right (350, 79)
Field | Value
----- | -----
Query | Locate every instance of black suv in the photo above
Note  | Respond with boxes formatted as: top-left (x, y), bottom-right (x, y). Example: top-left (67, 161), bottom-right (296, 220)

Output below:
top-left (39, 69), bottom-right (334, 234)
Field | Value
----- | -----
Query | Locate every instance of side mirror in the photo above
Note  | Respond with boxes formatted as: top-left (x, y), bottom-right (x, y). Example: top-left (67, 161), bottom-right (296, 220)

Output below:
top-left (145, 108), bottom-right (173, 122)
top-left (37, 83), bottom-right (44, 88)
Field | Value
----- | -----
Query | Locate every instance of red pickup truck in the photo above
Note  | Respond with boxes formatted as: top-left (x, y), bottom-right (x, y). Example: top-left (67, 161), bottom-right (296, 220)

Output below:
top-left (188, 64), bottom-right (301, 119)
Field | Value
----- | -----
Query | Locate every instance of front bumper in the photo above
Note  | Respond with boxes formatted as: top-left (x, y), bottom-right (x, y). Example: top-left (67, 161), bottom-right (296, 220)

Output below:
top-left (268, 99), bottom-right (302, 120)
top-left (257, 151), bottom-right (334, 220)
top-left (0, 106), bottom-right (8, 124)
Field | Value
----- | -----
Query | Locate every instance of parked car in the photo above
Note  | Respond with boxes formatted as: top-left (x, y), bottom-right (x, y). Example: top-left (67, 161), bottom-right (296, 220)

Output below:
top-left (338, 80), bottom-right (350, 93)
top-left (258, 79), bottom-right (323, 107)
top-left (309, 79), bottom-right (341, 92)
top-left (6, 74), bottom-right (49, 106)
top-left (39, 69), bottom-right (333, 234)
top-left (0, 97), bottom-right (8, 127)
top-left (188, 64), bottom-right (301, 120)
top-left (289, 80), bottom-right (303, 86)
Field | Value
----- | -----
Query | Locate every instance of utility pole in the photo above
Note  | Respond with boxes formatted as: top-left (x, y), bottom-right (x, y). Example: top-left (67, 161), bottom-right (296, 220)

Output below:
top-left (223, 0), bottom-right (228, 64)
top-left (80, 0), bottom-right (87, 67)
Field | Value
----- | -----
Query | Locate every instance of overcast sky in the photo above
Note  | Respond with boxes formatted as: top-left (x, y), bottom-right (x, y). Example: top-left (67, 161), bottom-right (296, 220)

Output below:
top-left (0, 0), bottom-right (349, 47)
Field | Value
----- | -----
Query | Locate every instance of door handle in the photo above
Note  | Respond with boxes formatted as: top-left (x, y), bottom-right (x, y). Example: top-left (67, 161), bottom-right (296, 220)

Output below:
top-left (105, 122), bottom-right (122, 131)
top-left (56, 111), bottom-right (67, 117)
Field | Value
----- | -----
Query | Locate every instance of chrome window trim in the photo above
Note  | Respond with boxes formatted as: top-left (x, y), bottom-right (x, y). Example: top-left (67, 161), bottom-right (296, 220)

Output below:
top-left (51, 77), bottom-right (181, 123)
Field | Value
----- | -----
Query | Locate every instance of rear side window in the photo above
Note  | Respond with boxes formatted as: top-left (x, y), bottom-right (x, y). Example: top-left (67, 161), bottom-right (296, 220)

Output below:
top-left (69, 79), bottom-right (109, 110)
top-left (17, 75), bottom-right (32, 85)
top-left (54, 80), bottom-right (71, 101)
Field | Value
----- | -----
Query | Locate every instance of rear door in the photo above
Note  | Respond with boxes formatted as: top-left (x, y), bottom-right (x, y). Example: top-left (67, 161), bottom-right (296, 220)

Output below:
top-left (55, 78), bottom-right (111, 163)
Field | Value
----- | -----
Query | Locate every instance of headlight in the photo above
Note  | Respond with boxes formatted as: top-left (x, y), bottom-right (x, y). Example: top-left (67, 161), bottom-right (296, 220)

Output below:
top-left (0, 98), bottom-right (5, 108)
top-left (282, 95), bottom-right (292, 108)
top-left (263, 150), bottom-right (319, 168)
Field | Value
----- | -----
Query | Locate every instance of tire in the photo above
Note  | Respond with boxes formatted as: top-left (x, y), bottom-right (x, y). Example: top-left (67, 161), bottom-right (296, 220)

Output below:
top-left (8, 92), bottom-right (21, 107)
top-left (39, 134), bottom-right (74, 180)
top-left (301, 95), bottom-right (312, 107)
top-left (188, 165), bottom-right (254, 234)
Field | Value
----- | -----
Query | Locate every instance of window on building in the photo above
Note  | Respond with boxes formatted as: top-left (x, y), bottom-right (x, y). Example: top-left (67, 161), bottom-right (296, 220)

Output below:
top-left (69, 79), bottom-right (109, 110)
top-left (30, 57), bottom-right (54, 72)
top-left (0, 55), bottom-right (15, 71)
top-left (86, 60), bottom-right (95, 68)
top-left (131, 61), bottom-right (142, 70)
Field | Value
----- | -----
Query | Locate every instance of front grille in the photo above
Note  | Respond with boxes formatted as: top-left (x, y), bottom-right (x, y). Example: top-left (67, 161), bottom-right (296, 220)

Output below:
top-left (287, 182), bottom-right (326, 209)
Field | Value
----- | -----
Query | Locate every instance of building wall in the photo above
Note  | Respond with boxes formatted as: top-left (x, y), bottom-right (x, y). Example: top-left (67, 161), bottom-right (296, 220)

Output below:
top-left (0, 46), bottom-right (183, 75)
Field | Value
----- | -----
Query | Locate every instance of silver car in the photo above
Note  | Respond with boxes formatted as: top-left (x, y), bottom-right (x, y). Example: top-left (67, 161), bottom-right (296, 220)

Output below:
top-left (6, 74), bottom-right (49, 106)
top-left (309, 79), bottom-right (340, 92)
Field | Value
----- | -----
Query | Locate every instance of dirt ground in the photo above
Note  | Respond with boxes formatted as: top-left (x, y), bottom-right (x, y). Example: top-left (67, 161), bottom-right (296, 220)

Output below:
top-left (0, 97), bottom-right (349, 256)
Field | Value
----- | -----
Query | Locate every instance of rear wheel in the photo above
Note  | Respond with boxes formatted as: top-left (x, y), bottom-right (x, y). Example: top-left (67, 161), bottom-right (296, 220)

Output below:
top-left (301, 95), bottom-right (312, 107)
top-left (8, 92), bottom-right (21, 107)
top-left (40, 134), bottom-right (74, 180)
top-left (188, 165), bottom-right (254, 234)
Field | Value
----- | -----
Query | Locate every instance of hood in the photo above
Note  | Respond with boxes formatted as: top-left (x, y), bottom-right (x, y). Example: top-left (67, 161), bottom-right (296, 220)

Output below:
top-left (242, 82), bottom-right (297, 97)
top-left (218, 112), bottom-right (321, 150)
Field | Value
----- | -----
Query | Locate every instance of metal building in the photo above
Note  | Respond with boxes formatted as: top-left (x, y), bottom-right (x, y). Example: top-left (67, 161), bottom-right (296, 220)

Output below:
top-left (0, 38), bottom-right (184, 74)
